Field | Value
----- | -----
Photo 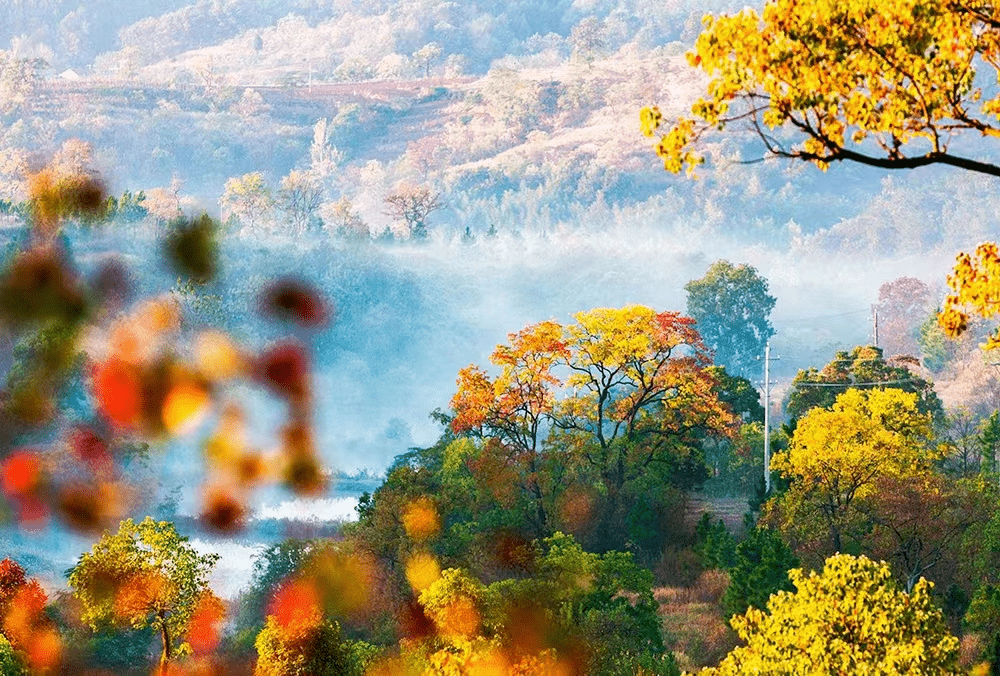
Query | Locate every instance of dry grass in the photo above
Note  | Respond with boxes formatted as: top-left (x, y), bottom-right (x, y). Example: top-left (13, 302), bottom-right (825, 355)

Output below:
top-left (656, 570), bottom-right (738, 671)
top-left (654, 569), bottom-right (729, 606)
top-left (654, 547), bottom-right (703, 587)
top-left (960, 632), bottom-right (987, 672)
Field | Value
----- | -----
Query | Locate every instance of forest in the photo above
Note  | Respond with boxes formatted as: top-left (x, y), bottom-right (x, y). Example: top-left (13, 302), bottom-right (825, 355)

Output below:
top-left (5, 0), bottom-right (1000, 674)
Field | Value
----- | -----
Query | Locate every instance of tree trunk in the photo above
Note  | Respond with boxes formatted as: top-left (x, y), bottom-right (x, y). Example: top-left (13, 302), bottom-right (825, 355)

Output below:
top-left (527, 455), bottom-right (548, 536)
top-left (828, 518), bottom-right (842, 554)
top-left (159, 618), bottom-right (172, 674)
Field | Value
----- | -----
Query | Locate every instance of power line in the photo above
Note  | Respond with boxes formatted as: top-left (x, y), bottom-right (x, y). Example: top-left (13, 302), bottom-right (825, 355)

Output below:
top-left (772, 308), bottom-right (870, 324)
top-left (792, 378), bottom-right (924, 387)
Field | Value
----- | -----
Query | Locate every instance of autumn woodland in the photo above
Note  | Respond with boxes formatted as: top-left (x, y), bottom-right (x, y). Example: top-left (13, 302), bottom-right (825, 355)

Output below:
top-left (4, 0), bottom-right (1000, 674)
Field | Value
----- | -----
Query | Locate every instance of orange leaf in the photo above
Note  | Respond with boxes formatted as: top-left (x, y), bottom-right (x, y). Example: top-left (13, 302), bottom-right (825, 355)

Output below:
top-left (269, 578), bottom-right (321, 632)
top-left (93, 358), bottom-right (142, 428)
top-left (188, 594), bottom-right (226, 655)
top-left (2, 451), bottom-right (40, 497)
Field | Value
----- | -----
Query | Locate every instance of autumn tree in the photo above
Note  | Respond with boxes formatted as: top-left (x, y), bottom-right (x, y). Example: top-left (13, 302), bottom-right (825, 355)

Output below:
top-left (557, 307), bottom-right (736, 547)
top-left (452, 306), bottom-right (737, 550)
top-left (941, 243), bottom-right (1000, 348)
top-left (684, 260), bottom-right (775, 378)
top-left (322, 197), bottom-right (368, 240)
top-left (786, 345), bottom-right (942, 421)
top-left (255, 616), bottom-right (363, 676)
top-left (641, 0), bottom-right (1000, 177)
top-left (68, 517), bottom-right (221, 672)
top-left (637, 0), bottom-right (1000, 357)
top-left (451, 320), bottom-right (567, 534)
top-left (383, 185), bottom-right (442, 240)
top-left (221, 171), bottom-right (274, 230)
top-left (767, 388), bottom-right (937, 558)
top-left (0, 558), bottom-right (57, 671)
top-left (701, 554), bottom-right (961, 675)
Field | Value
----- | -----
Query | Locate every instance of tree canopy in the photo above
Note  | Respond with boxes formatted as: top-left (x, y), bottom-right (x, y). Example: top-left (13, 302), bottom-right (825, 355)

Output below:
top-left (451, 305), bottom-right (738, 548)
top-left (684, 260), bottom-right (776, 378)
top-left (701, 554), bottom-right (961, 675)
top-left (785, 345), bottom-right (942, 421)
top-left (67, 517), bottom-right (221, 670)
top-left (768, 388), bottom-right (937, 555)
top-left (641, 0), bottom-right (1000, 177)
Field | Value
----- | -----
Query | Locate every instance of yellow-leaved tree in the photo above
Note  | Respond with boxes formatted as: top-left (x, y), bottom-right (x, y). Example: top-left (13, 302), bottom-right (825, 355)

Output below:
top-left (640, 0), bottom-right (1000, 343)
top-left (642, 0), bottom-right (1000, 177)
top-left (766, 388), bottom-right (937, 558)
top-left (701, 554), bottom-right (961, 675)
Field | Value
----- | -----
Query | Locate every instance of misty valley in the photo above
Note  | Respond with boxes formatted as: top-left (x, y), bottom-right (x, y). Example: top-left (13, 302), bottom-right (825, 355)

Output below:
top-left (1, 0), bottom-right (1000, 675)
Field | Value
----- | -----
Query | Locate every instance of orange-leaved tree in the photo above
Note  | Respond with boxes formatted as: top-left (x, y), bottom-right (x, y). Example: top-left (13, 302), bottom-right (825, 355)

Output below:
top-left (0, 558), bottom-right (59, 672)
top-left (451, 305), bottom-right (737, 547)
top-left (451, 320), bottom-right (568, 534)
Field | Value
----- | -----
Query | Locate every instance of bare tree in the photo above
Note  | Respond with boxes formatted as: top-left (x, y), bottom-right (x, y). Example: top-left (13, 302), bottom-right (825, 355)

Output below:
top-left (277, 170), bottom-right (322, 234)
top-left (383, 185), bottom-right (442, 240)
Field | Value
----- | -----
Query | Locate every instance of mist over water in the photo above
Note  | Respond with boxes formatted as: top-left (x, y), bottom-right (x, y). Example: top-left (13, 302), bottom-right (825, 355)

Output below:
top-left (297, 213), bottom-right (960, 474)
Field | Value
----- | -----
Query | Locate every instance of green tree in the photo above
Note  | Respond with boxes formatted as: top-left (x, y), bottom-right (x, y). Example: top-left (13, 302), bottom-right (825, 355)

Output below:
top-left (67, 517), bottom-right (221, 672)
top-left (786, 345), bottom-right (942, 421)
top-left (232, 538), bottom-right (317, 658)
top-left (702, 554), bottom-right (961, 675)
top-left (967, 584), bottom-right (1000, 668)
top-left (684, 260), bottom-right (776, 378)
top-left (363, 525), bottom-right (677, 674)
top-left (703, 367), bottom-right (766, 495)
top-left (0, 635), bottom-right (27, 676)
top-left (255, 616), bottom-right (368, 676)
top-left (534, 533), bottom-right (676, 675)
top-left (919, 310), bottom-right (960, 374)
top-left (722, 525), bottom-right (799, 618)
top-left (981, 411), bottom-right (1000, 475)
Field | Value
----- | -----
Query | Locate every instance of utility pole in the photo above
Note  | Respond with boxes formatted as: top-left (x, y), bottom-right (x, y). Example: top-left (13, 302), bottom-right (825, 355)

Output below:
top-left (764, 341), bottom-right (772, 494)
top-left (872, 305), bottom-right (879, 348)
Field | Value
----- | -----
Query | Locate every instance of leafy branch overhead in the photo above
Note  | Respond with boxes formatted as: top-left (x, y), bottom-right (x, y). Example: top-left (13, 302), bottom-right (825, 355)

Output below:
top-left (642, 0), bottom-right (1000, 177)
top-left (641, 0), bottom-right (1000, 353)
